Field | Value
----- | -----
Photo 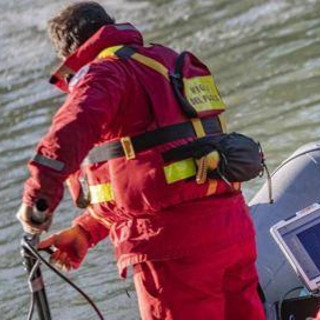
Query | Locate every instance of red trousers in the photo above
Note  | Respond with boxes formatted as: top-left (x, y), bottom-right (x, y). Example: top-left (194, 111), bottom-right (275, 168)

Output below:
top-left (133, 238), bottom-right (265, 320)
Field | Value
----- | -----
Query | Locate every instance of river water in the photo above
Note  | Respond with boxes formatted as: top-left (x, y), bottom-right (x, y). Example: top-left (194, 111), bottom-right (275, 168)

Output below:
top-left (0, 0), bottom-right (319, 319)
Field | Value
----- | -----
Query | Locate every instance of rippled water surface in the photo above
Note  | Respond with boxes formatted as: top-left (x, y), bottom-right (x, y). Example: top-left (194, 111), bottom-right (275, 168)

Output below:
top-left (1, 0), bottom-right (320, 319)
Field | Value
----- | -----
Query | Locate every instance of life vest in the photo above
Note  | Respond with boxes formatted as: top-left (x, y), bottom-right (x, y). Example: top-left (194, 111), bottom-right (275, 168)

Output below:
top-left (76, 44), bottom-right (240, 217)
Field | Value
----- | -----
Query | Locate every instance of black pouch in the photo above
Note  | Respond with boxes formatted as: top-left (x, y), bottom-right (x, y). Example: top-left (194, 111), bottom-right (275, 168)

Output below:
top-left (163, 132), bottom-right (264, 183)
top-left (213, 132), bottom-right (263, 182)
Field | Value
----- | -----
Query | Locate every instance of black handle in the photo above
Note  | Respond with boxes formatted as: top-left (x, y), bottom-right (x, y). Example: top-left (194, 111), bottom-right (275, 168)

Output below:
top-left (30, 198), bottom-right (49, 225)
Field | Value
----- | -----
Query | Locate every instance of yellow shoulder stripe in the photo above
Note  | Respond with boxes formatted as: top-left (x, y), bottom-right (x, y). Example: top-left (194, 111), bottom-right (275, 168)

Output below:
top-left (131, 53), bottom-right (170, 81)
top-left (98, 45), bottom-right (124, 59)
top-left (98, 46), bottom-right (169, 80)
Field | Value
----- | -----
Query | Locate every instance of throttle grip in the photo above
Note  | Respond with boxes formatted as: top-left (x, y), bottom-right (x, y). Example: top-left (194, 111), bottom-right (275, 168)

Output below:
top-left (30, 210), bottom-right (47, 224)
top-left (30, 198), bottom-right (49, 224)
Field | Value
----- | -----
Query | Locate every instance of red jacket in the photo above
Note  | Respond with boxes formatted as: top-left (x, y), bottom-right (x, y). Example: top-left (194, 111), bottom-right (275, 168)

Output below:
top-left (23, 23), bottom-right (255, 275)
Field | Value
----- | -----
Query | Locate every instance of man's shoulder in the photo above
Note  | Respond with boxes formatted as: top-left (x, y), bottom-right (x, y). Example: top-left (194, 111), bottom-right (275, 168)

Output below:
top-left (69, 58), bottom-right (126, 92)
top-left (139, 43), bottom-right (178, 58)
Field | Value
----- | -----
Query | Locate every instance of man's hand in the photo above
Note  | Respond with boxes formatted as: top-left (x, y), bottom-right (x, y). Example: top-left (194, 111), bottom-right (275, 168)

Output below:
top-left (16, 203), bottom-right (53, 234)
top-left (38, 225), bottom-right (91, 271)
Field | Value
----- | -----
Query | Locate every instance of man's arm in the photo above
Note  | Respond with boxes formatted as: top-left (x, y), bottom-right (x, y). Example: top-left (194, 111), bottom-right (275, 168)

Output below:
top-left (72, 210), bottom-right (111, 246)
top-left (18, 63), bottom-right (125, 233)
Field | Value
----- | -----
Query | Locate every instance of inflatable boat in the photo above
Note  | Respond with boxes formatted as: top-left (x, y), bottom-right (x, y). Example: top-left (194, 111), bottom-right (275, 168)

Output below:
top-left (250, 142), bottom-right (320, 319)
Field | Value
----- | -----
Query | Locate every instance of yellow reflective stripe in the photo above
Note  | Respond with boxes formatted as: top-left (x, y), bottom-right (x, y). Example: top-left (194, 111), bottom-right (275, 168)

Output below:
top-left (98, 47), bottom-right (169, 80)
top-left (89, 183), bottom-right (114, 204)
top-left (191, 118), bottom-right (206, 138)
top-left (87, 205), bottom-right (112, 228)
top-left (131, 53), bottom-right (170, 80)
top-left (164, 158), bottom-right (196, 184)
top-left (98, 45), bottom-right (124, 59)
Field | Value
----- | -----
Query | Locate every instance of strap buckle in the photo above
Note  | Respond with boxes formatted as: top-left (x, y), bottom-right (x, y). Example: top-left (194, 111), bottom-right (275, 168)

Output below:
top-left (191, 118), bottom-right (206, 138)
top-left (121, 136), bottom-right (136, 160)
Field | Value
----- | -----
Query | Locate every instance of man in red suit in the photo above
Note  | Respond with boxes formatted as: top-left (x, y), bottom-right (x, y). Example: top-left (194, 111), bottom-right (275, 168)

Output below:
top-left (17, 2), bottom-right (265, 319)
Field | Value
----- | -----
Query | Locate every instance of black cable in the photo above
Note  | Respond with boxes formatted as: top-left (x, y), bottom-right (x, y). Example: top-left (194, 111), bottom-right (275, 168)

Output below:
top-left (23, 241), bottom-right (105, 320)
top-left (277, 286), bottom-right (304, 320)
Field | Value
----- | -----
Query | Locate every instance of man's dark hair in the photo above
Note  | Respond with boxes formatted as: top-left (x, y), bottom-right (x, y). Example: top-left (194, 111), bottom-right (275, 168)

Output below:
top-left (48, 1), bottom-right (115, 59)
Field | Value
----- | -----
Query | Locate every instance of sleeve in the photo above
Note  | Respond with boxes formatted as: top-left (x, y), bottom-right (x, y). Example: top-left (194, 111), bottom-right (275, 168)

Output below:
top-left (23, 63), bottom-right (125, 212)
top-left (72, 209), bottom-right (110, 247)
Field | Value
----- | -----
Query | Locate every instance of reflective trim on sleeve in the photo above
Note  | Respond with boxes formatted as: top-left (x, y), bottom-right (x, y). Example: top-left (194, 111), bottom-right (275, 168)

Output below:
top-left (89, 183), bottom-right (114, 204)
top-left (163, 158), bottom-right (196, 184)
top-left (31, 154), bottom-right (65, 172)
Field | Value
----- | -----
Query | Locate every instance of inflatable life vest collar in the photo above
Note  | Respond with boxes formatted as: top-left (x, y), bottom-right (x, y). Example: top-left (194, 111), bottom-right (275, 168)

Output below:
top-left (49, 23), bottom-right (143, 92)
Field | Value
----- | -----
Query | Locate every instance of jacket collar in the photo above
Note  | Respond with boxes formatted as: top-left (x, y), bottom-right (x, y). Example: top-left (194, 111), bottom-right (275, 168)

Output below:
top-left (49, 23), bottom-right (143, 92)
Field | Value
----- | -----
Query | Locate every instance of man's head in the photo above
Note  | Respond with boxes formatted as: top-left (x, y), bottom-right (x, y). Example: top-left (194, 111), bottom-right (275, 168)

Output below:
top-left (48, 1), bottom-right (115, 59)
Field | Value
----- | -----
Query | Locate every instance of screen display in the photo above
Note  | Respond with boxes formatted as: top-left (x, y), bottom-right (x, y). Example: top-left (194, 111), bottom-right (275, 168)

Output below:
top-left (281, 218), bottom-right (320, 281)
top-left (297, 223), bottom-right (320, 272)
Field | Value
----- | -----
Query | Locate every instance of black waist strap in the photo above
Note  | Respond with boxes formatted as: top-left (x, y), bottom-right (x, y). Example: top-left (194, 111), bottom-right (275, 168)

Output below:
top-left (84, 117), bottom-right (222, 164)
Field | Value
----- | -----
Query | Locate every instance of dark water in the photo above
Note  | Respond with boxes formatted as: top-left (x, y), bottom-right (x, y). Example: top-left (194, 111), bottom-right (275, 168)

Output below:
top-left (1, 0), bottom-right (319, 319)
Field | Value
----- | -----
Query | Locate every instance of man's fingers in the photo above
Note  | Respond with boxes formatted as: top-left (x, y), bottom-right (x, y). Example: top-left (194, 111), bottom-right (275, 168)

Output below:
top-left (40, 216), bottom-right (53, 232)
top-left (50, 250), bottom-right (62, 263)
top-left (56, 261), bottom-right (71, 273)
top-left (70, 259), bottom-right (81, 270)
top-left (19, 216), bottom-right (52, 235)
top-left (21, 221), bottom-right (49, 235)
top-left (21, 224), bottom-right (43, 235)
top-left (38, 234), bottom-right (57, 249)
top-left (50, 251), bottom-right (72, 272)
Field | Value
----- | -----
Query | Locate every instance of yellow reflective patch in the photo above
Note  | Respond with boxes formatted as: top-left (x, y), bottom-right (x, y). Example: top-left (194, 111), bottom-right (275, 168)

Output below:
top-left (183, 75), bottom-right (226, 113)
top-left (164, 158), bottom-right (196, 184)
top-left (89, 183), bottom-right (114, 204)
top-left (98, 45), bottom-right (124, 59)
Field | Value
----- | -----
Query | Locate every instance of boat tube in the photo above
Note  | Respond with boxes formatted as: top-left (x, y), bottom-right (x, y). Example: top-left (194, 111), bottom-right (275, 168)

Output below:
top-left (250, 142), bottom-right (320, 319)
